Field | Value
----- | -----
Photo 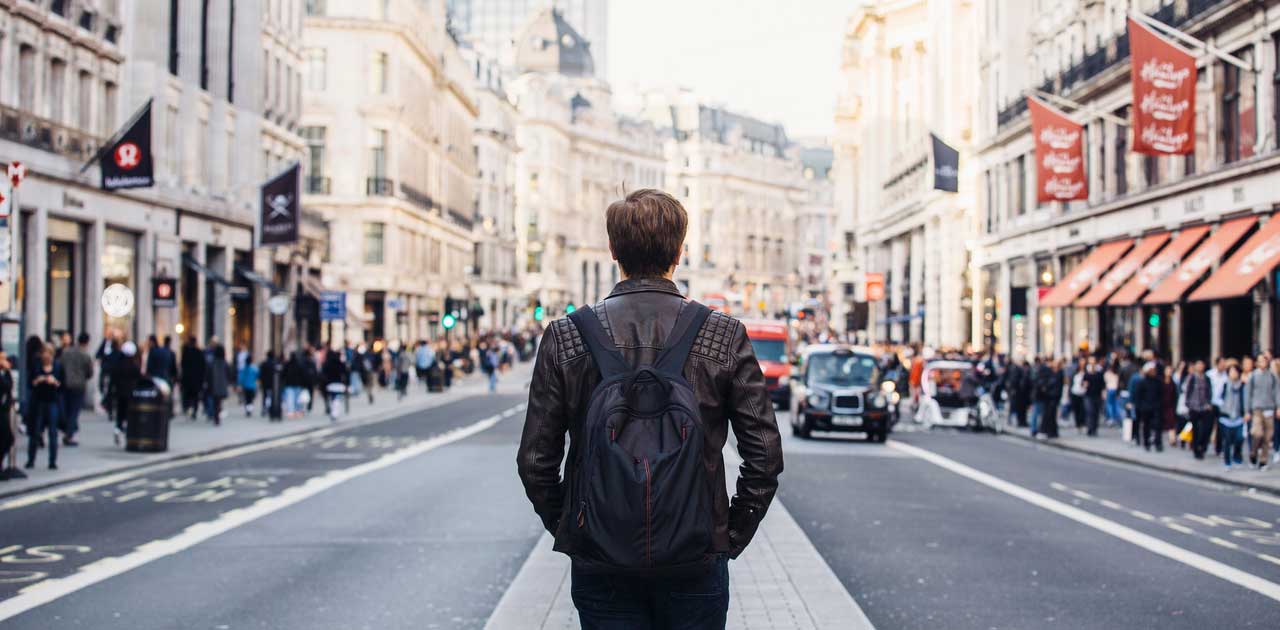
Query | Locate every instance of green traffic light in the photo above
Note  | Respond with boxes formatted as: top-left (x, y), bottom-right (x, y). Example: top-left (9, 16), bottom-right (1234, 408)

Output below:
top-left (1148, 313), bottom-right (1160, 327)
top-left (534, 306), bottom-right (544, 321)
top-left (565, 304), bottom-right (576, 314)
top-left (442, 313), bottom-right (457, 330)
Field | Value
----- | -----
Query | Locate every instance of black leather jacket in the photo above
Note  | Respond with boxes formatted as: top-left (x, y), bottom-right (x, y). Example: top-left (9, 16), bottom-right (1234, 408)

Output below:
top-left (517, 278), bottom-right (783, 559)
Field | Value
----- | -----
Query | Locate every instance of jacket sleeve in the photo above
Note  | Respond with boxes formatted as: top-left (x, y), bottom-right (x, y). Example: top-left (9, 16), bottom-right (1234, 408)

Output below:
top-left (517, 327), bottom-right (570, 534)
top-left (724, 322), bottom-right (784, 558)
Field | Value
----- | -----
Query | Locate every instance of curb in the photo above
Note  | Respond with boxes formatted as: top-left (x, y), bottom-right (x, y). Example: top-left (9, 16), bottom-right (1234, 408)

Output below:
top-left (1004, 430), bottom-right (1280, 497)
top-left (0, 375), bottom-right (510, 502)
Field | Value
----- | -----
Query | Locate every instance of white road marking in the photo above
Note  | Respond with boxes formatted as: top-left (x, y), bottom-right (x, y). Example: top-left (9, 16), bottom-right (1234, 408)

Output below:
top-left (0, 407), bottom-right (520, 621)
top-left (1210, 537), bottom-right (1241, 550)
top-left (888, 440), bottom-right (1280, 603)
top-left (1165, 523), bottom-right (1196, 535)
top-left (1260, 554), bottom-right (1280, 567)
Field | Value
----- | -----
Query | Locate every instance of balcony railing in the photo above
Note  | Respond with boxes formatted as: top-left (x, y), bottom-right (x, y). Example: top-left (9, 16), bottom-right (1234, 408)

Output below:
top-left (366, 177), bottom-right (394, 196)
top-left (0, 103), bottom-right (101, 163)
top-left (305, 175), bottom-right (330, 194)
top-left (998, 0), bottom-right (1228, 130)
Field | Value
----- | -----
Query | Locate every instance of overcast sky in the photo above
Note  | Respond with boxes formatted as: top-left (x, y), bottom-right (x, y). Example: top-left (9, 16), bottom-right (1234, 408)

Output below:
top-left (607, 0), bottom-right (851, 140)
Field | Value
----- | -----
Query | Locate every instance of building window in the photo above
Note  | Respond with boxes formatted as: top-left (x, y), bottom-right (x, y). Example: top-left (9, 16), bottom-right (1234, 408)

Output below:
top-left (78, 9), bottom-right (96, 31)
top-left (363, 223), bottom-right (385, 265)
top-left (305, 0), bottom-right (326, 16)
top-left (368, 128), bottom-right (388, 179)
top-left (305, 49), bottom-right (326, 90)
top-left (47, 58), bottom-right (67, 123)
top-left (1113, 108), bottom-right (1128, 197)
top-left (77, 70), bottom-right (92, 130)
top-left (227, 0), bottom-right (236, 102)
top-left (1015, 155), bottom-right (1027, 215)
top-left (169, 0), bottom-right (180, 75)
top-left (51, 0), bottom-right (68, 16)
top-left (369, 52), bottom-right (388, 95)
top-left (1222, 48), bottom-right (1255, 165)
top-left (1143, 155), bottom-right (1159, 187)
top-left (983, 170), bottom-right (995, 233)
top-left (302, 126), bottom-right (327, 192)
top-left (526, 251), bottom-right (541, 273)
top-left (103, 82), bottom-right (118, 136)
top-left (199, 0), bottom-right (210, 90)
top-left (18, 46), bottom-right (35, 112)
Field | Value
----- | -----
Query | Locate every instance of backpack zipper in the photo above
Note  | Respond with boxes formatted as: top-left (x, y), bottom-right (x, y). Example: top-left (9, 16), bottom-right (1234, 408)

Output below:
top-left (577, 500), bottom-right (586, 528)
top-left (643, 457), bottom-right (652, 566)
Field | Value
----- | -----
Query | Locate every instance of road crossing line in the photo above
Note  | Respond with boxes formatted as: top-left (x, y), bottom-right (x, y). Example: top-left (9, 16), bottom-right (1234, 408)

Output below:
top-left (889, 440), bottom-right (1280, 604)
top-left (0, 404), bottom-right (525, 622)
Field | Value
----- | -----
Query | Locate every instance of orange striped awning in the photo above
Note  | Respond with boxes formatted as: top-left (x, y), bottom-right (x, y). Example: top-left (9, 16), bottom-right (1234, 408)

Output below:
top-left (1038, 240), bottom-right (1133, 308)
top-left (1189, 215), bottom-right (1280, 302)
top-left (1144, 216), bottom-right (1256, 305)
top-left (1075, 233), bottom-right (1171, 307)
top-left (1109, 225), bottom-right (1210, 306)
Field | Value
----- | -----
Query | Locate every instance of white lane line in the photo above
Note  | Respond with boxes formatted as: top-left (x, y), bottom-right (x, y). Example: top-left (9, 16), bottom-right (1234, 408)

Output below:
top-left (0, 407), bottom-right (519, 622)
top-left (1260, 554), bottom-right (1280, 567)
top-left (888, 440), bottom-right (1280, 603)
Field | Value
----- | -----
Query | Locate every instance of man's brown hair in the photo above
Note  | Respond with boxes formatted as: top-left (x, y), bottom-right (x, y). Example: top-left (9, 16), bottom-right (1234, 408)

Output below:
top-left (606, 189), bottom-right (688, 278)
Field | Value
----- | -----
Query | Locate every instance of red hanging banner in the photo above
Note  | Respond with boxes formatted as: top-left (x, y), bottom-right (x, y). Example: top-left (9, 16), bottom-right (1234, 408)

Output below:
top-left (1028, 97), bottom-right (1087, 202)
top-left (1128, 17), bottom-right (1197, 155)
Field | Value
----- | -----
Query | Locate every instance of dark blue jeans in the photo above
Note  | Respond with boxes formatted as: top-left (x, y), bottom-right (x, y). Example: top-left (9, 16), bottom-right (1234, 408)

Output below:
top-left (571, 556), bottom-right (730, 630)
top-left (61, 387), bottom-right (85, 437)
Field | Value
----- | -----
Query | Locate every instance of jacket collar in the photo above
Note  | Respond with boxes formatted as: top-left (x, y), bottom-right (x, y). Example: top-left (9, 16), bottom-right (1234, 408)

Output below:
top-left (606, 277), bottom-right (684, 299)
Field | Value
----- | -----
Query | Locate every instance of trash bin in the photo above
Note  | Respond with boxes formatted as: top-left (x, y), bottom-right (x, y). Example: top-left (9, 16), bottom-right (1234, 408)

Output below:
top-left (127, 377), bottom-right (172, 452)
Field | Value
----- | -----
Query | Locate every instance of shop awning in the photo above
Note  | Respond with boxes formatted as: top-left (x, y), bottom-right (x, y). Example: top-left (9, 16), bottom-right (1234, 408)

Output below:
top-left (1075, 233), bottom-right (1171, 307)
top-left (182, 254), bottom-right (231, 287)
top-left (1109, 225), bottom-right (1210, 306)
top-left (1143, 216), bottom-right (1256, 304)
top-left (234, 266), bottom-right (283, 294)
top-left (1038, 240), bottom-right (1132, 308)
top-left (1189, 215), bottom-right (1280, 302)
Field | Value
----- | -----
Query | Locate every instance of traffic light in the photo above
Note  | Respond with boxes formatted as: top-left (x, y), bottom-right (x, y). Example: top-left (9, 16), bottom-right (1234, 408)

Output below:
top-left (442, 313), bottom-right (457, 330)
top-left (534, 299), bottom-right (544, 322)
top-left (1148, 312), bottom-right (1160, 328)
top-left (565, 304), bottom-right (576, 314)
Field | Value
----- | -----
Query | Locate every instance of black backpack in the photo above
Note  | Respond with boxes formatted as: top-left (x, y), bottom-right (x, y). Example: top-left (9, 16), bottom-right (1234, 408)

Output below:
top-left (567, 302), bottom-right (714, 572)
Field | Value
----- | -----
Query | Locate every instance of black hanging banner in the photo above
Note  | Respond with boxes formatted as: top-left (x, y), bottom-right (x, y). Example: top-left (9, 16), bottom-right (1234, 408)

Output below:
top-left (259, 163), bottom-right (300, 246)
top-left (930, 132), bottom-right (959, 193)
top-left (100, 100), bottom-right (155, 190)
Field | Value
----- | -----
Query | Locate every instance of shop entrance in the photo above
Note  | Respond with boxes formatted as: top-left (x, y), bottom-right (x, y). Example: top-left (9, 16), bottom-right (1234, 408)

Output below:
top-left (1220, 297), bottom-right (1254, 359)
top-left (1181, 301), bottom-right (1212, 363)
top-left (46, 240), bottom-right (77, 339)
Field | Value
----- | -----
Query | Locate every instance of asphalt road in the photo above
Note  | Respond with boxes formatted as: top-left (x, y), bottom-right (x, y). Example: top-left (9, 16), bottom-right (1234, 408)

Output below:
top-left (2, 390), bottom-right (1278, 629)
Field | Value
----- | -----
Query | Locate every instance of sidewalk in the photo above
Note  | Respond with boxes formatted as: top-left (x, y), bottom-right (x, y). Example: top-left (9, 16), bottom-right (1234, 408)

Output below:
top-left (0, 365), bottom-right (531, 499)
top-left (1004, 422), bottom-right (1280, 494)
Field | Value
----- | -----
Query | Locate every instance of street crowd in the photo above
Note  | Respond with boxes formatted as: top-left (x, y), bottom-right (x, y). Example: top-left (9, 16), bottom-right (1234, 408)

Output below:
top-left (0, 327), bottom-right (538, 480)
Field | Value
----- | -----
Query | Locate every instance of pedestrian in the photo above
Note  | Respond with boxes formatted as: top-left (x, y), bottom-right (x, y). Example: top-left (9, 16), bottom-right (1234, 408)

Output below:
top-left (517, 189), bottom-right (781, 627)
top-left (58, 332), bottom-right (94, 447)
top-left (354, 344), bottom-right (375, 405)
top-left (394, 344), bottom-right (412, 400)
top-left (1068, 357), bottom-right (1087, 433)
top-left (109, 342), bottom-right (141, 445)
top-left (145, 334), bottom-right (176, 383)
top-left (1104, 360), bottom-right (1121, 426)
top-left (259, 351), bottom-right (282, 421)
top-left (238, 352), bottom-right (259, 417)
top-left (321, 349), bottom-right (347, 421)
top-left (483, 341), bottom-right (500, 393)
top-left (0, 350), bottom-right (23, 480)
top-left (1134, 362), bottom-right (1163, 452)
top-left (1008, 356), bottom-right (1032, 428)
top-left (205, 343), bottom-right (230, 425)
top-left (95, 329), bottom-right (122, 418)
top-left (1125, 362), bottom-right (1144, 445)
top-left (1083, 356), bottom-right (1104, 437)
top-left (282, 352), bottom-right (307, 418)
top-left (1161, 366), bottom-right (1180, 448)
top-left (303, 346), bottom-right (319, 415)
top-left (1247, 354), bottom-right (1278, 470)
top-left (1219, 364), bottom-right (1246, 470)
top-left (1208, 356), bottom-right (1228, 455)
top-left (1183, 360), bottom-right (1214, 460)
top-left (26, 344), bottom-right (64, 470)
top-left (1033, 357), bottom-right (1063, 439)
top-left (1270, 358), bottom-right (1280, 467)
top-left (414, 341), bottom-right (434, 392)
top-left (180, 336), bottom-right (206, 419)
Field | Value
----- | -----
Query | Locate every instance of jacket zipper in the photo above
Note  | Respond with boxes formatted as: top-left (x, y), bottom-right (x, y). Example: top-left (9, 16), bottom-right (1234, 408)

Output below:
top-left (643, 457), bottom-right (652, 566)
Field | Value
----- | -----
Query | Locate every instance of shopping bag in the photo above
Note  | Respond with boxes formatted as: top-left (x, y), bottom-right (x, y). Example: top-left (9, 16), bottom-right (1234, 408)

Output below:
top-left (1178, 422), bottom-right (1193, 443)
top-left (1122, 418), bottom-right (1133, 442)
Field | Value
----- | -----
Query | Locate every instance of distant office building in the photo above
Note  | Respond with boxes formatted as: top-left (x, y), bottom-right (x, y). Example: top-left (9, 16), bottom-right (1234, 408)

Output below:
top-left (448, 0), bottom-right (608, 78)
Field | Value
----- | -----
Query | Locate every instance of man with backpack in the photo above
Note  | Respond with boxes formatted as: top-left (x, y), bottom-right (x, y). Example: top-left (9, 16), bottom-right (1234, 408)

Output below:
top-left (517, 189), bottom-right (783, 629)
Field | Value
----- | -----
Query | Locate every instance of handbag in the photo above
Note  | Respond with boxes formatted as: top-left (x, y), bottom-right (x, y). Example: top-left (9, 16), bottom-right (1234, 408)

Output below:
top-left (1176, 390), bottom-right (1189, 417)
top-left (1178, 422), bottom-right (1193, 442)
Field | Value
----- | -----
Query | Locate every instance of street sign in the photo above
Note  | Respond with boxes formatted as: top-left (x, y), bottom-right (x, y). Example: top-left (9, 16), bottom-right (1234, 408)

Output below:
top-left (865, 273), bottom-right (885, 302)
top-left (7, 161), bottom-right (27, 188)
top-left (268, 294), bottom-right (291, 315)
top-left (319, 291), bottom-right (346, 321)
top-left (387, 298), bottom-right (405, 312)
top-left (101, 283), bottom-right (135, 318)
top-left (152, 277), bottom-right (177, 308)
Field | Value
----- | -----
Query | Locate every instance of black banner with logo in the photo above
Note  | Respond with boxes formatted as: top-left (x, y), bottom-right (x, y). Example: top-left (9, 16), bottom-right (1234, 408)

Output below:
top-left (152, 277), bottom-right (177, 308)
top-left (100, 101), bottom-right (155, 190)
top-left (259, 163), bottom-right (300, 246)
top-left (930, 133), bottom-right (959, 193)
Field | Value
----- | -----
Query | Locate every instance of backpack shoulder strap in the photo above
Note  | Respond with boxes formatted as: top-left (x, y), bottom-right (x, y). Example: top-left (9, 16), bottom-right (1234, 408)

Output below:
top-left (654, 302), bottom-right (712, 375)
top-left (568, 307), bottom-right (629, 379)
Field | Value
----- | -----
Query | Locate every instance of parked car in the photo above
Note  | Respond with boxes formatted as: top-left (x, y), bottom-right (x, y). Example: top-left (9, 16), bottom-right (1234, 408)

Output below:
top-left (789, 345), bottom-right (892, 442)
